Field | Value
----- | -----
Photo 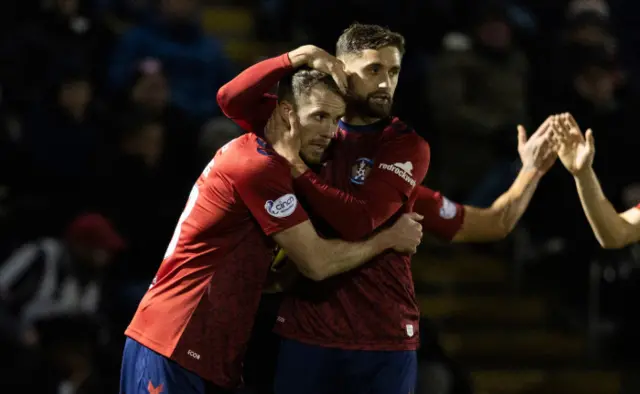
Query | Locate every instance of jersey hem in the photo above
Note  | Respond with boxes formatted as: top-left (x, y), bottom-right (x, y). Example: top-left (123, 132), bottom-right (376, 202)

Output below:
top-left (274, 329), bottom-right (420, 351)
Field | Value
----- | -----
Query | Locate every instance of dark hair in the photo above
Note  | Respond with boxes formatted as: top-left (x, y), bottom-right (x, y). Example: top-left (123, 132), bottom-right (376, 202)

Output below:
top-left (277, 68), bottom-right (342, 104)
top-left (336, 23), bottom-right (405, 57)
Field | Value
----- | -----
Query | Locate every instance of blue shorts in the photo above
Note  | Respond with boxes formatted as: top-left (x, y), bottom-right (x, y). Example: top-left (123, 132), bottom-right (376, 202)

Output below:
top-left (274, 338), bottom-right (417, 394)
top-left (119, 338), bottom-right (232, 394)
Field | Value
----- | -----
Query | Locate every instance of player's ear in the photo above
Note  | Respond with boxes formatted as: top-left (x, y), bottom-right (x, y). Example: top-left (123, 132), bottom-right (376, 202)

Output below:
top-left (277, 101), bottom-right (295, 128)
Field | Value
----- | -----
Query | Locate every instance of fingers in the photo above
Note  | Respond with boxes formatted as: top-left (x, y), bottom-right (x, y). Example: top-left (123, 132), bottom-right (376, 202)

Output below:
top-left (530, 117), bottom-right (552, 141)
top-left (287, 110), bottom-right (301, 132)
top-left (332, 68), bottom-right (349, 94)
top-left (406, 212), bottom-right (424, 222)
top-left (585, 128), bottom-right (595, 147)
top-left (517, 125), bottom-right (527, 148)
top-left (326, 60), bottom-right (348, 94)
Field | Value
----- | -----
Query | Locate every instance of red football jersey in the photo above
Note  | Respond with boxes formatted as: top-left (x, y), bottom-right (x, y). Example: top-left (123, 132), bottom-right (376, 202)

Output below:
top-left (213, 52), bottom-right (466, 351)
top-left (275, 119), bottom-right (437, 351)
top-left (125, 133), bottom-right (308, 389)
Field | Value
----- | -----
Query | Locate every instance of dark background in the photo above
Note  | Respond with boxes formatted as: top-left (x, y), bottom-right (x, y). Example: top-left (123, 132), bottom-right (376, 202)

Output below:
top-left (0, 0), bottom-right (639, 393)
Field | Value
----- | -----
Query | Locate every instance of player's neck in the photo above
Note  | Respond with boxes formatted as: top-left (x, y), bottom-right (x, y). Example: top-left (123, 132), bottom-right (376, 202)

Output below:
top-left (341, 113), bottom-right (381, 126)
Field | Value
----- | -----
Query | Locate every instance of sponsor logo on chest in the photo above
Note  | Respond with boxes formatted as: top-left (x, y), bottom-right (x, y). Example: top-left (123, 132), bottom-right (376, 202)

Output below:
top-left (378, 161), bottom-right (416, 186)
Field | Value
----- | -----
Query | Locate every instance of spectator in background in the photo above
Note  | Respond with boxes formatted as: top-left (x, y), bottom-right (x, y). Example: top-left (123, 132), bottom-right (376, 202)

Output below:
top-left (197, 116), bottom-right (242, 166)
top-left (20, 68), bottom-right (106, 231)
top-left (429, 2), bottom-right (529, 202)
top-left (109, 0), bottom-right (234, 123)
top-left (98, 112), bottom-right (183, 282)
top-left (0, 212), bottom-right (122, 393)
top-left (0, 0), bottom-right (113, 113)
top-left (113, 58), bottom-right (200, 182)
top-left (0, 213), bottom-right (122, 346)
top-left (35, 315), bottom-right (116, 394)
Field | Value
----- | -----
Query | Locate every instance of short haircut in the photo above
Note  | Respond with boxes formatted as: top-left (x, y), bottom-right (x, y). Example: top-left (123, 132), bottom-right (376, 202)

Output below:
top-left (336, 23), bottom-right (405, 57)
top-left (277, 68), bottom-right (342, 105)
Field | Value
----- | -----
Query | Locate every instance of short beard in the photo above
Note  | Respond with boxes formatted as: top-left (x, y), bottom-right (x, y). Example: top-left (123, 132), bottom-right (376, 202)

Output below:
top-left (347, 94), bottom-right (392, 119)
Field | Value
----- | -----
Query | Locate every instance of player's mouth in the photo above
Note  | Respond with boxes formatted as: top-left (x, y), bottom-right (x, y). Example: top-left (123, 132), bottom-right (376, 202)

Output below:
top-left (309, 141), bottom-right (330, 153)
top-left (370, 94), bottom-right (391, 104)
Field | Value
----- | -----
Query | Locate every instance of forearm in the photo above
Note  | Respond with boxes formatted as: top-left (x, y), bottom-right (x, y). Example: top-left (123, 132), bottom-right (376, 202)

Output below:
top-left (574, 168), bottom-right (632, 248)
top-left (491, 168), bottom-right (541, 235)
top-left (293, 169), bottom-right (402, 240)
top-left (455, 168), bottom-right (541, 242)
top-left (304, 233), bottom-right (390, 280)
top-left (216, 53), bottom-right (293, 118)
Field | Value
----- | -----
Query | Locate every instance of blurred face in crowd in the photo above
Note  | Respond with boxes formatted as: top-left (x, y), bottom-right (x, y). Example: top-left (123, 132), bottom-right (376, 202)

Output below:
top-left (69, 242), bottom-right (113, 272)
top-left (132, 70), bottom-right (169, 112)
top-left (567, 22), bottom-right (616, 54)
top-left (161, 0), bottom-right (198, 19)
top-left (574, 65), bottom-right (616, 108)
top-left (123, 122), bottom-right (165, 168)
top-left (58, 79), bottom-right (92, 120)
top-left (476, 18), bottom-right (512, 51)
top-left (56, 0), bottom-right (79, 16)
top-left (283, 85), bottom-right (345, 164)
top-left (340, 46), bottom-right (401, 120)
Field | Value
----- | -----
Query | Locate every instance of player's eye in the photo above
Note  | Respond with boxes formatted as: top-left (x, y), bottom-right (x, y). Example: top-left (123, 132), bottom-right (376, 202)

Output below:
top-left (369, 65), bottom-right (380, 74)
top-left (314, 114), bottom-right (327, 121)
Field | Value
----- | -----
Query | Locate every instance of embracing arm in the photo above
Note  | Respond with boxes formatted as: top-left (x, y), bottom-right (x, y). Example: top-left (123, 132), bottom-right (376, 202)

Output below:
top-left (290, 128), bottom-right (430, 241)
top-left (273, 220), bottom-right (395, 281)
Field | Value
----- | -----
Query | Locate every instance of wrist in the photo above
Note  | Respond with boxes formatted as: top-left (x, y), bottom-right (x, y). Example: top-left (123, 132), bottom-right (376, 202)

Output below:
top-left (287, 45), bottom-right (314, 68)
top-left (372, 231), bottom-right (392, 252)
top-left (289, 157), bottom-right (308, 178)
top-left (573, 167), bottom-right (592, 181)
top-left (519, 166), bottom-right (543, 182)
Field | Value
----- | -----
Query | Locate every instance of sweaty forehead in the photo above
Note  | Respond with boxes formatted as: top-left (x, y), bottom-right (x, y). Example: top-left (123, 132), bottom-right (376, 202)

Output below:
top-left (347, 47), bottom-right (402, 68)
top-left (297, 85), bottom-right (345, 114)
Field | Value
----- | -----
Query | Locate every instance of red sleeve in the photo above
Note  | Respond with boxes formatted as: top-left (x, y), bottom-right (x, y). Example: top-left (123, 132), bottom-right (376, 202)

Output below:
top-left (235, 157), bottom-right (309, 236)
top-left (413, 186), bottom-right (465, 241)
top-left (636, 203), bottom-right (640, 209)
top-left (216, 53), bottom-right (293, 134)
top-left (294, 130), bottom-right (430, 241)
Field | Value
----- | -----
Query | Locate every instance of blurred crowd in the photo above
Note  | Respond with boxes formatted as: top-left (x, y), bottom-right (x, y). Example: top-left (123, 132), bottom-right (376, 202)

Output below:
top-left (0, 0), bottom-right (638, 392)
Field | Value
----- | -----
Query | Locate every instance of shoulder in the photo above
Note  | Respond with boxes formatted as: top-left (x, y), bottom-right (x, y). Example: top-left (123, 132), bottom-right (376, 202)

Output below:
top-left (383, 118), bottom-right (430, 150)
top-left (220, 134), bottom-right (289, 184)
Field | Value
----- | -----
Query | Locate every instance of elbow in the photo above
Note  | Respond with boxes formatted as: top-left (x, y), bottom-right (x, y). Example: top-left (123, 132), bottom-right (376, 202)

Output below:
top-left (599, 237), bottom-right (626, 250)
top-left (216, 86), bottom-right (230, 111)
top-left (305, 256), bottom-right (330, 281)
top-left (300, 265), bottom-right (328, 281)
top-left (305, 270), bottom-right (328, 282)
top-left (295, 256), bottom-right (329, 281)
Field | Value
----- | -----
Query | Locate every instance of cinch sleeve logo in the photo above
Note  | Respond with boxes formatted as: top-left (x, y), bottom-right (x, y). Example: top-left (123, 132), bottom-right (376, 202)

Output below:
top-left (265, 194), bottom-right (298, 218)
top-left (378, 161), bottom-right (416, 186)
top-left (439, 196), bottom-right (458, 219)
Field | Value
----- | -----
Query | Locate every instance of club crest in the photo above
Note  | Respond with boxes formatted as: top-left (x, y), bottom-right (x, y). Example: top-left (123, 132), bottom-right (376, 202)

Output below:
top-left (350, 158), bottom-right (373, 185)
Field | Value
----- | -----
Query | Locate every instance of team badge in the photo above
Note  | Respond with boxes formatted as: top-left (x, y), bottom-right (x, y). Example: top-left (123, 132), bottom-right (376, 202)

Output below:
top-left (350, 158), bottom-right (373, 185)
